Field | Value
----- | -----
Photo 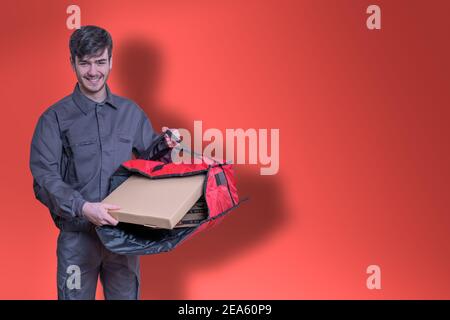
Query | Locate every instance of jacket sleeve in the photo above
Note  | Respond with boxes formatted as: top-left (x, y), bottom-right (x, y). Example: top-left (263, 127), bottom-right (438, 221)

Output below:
top-left (29, 111), bottom-right (86, 219)
top-left (132, 110), bottom-right (172, 162)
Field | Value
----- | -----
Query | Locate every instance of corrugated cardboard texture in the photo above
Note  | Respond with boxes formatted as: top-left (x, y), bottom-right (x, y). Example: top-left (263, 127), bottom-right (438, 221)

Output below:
top-left (102, 174), bottom-right (206, 229)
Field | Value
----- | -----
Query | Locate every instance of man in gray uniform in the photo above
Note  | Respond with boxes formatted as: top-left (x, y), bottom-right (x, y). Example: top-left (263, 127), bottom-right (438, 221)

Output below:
top-left (29, 25), bottom-right (178, 300)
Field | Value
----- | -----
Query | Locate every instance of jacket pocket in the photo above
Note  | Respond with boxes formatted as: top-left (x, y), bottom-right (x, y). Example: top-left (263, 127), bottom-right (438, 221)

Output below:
top-left (63, 136), bottom-right (100, 185)
top-left (115, 133), bottom-right (133, 167)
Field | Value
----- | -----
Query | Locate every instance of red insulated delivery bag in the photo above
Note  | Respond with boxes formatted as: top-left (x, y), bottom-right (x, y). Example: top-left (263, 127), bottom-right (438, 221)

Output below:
top-left (95, 132), bottom-right (243, 255)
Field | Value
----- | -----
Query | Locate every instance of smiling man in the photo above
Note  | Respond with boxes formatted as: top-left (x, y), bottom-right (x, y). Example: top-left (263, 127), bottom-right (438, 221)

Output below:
top-left (75, 50), bottom-right (110, 98)
top-left (29, 25), bottom-right (178, 300)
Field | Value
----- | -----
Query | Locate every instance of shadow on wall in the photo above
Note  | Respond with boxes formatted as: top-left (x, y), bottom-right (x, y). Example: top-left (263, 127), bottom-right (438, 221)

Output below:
top-left (116, 38), bottom-right (289, 299)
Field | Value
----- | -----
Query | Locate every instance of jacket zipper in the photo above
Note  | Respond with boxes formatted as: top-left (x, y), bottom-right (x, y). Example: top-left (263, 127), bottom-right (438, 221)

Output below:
top-left (95, 106), bottom-right (103, 201)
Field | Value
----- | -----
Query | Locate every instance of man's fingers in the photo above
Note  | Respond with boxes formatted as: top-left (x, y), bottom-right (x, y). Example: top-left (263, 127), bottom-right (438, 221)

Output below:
top-left (99, 218), bottom-right (117, 227)
top-left (162, 127), bottom-right (180, 139)
top-left (95, 205), bottom-right (119, 226)
top-left (101, 209), bottom-right (119, 226)
top-left (104, 215), bottom-right (119, 226)
top-left (163, 128), bottom-right (181, 148)
top-left (170, 129), bottom-right (181, 141)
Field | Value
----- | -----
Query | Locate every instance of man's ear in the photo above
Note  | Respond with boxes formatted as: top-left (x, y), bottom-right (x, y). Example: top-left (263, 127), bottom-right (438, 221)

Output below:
top-left (109, 56), bottom-right (113, 70)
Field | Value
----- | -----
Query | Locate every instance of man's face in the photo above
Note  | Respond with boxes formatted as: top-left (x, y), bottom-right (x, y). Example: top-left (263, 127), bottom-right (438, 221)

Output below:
top-left (72, 48), bottom-right (112, 94)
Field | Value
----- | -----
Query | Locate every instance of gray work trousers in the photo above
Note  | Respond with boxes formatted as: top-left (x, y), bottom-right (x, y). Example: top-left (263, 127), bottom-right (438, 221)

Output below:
top-left (56, 227), bottom-right (140, 300)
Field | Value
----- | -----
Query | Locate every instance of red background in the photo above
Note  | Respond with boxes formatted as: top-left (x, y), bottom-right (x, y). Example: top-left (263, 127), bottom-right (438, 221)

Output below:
top-left (0, 0), bottom-right (449, 299)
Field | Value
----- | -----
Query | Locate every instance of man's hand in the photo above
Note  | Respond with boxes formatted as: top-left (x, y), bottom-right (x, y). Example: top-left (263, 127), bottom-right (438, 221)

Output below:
top-left (162, 126), bottom-right (181, 148)
top-left (81, 202), bottom-right (120, 226)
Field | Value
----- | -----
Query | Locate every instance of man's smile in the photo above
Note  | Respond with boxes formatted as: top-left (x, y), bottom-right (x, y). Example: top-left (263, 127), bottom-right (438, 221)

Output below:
top-left (85, 76), bottom-right (103, 86)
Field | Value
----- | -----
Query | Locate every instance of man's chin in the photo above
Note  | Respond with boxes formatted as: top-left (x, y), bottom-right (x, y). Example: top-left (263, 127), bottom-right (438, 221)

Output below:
top-left (81, 81), bottom-right (106, 94)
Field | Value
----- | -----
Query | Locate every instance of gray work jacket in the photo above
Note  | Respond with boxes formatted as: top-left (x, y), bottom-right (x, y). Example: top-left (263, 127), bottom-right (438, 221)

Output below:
top-left (30, 83), bottom-right (169, 231)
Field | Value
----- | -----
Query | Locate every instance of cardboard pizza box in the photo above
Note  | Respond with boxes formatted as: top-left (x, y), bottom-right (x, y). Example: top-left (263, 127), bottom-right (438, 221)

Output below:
top-left (102, 173), bottom-right (206, 229)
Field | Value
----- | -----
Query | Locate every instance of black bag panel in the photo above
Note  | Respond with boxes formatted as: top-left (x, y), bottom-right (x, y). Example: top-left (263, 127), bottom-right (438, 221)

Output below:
top-left (96, 200), bottom-right (244, 255)
top-left (96, 223), bottom-right (199, 255)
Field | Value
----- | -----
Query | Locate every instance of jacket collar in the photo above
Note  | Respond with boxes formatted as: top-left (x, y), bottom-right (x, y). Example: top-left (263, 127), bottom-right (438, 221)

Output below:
top-left (72, 83), bottom-right (118, 115)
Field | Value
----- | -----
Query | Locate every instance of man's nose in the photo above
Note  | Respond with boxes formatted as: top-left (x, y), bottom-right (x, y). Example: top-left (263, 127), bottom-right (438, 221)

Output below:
top-left (87, 64), bottom-right (97, 76)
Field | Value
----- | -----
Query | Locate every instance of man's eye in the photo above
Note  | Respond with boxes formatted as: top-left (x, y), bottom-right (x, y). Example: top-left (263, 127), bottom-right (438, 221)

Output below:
top-left (97, 62), bottom-right (106, 65)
